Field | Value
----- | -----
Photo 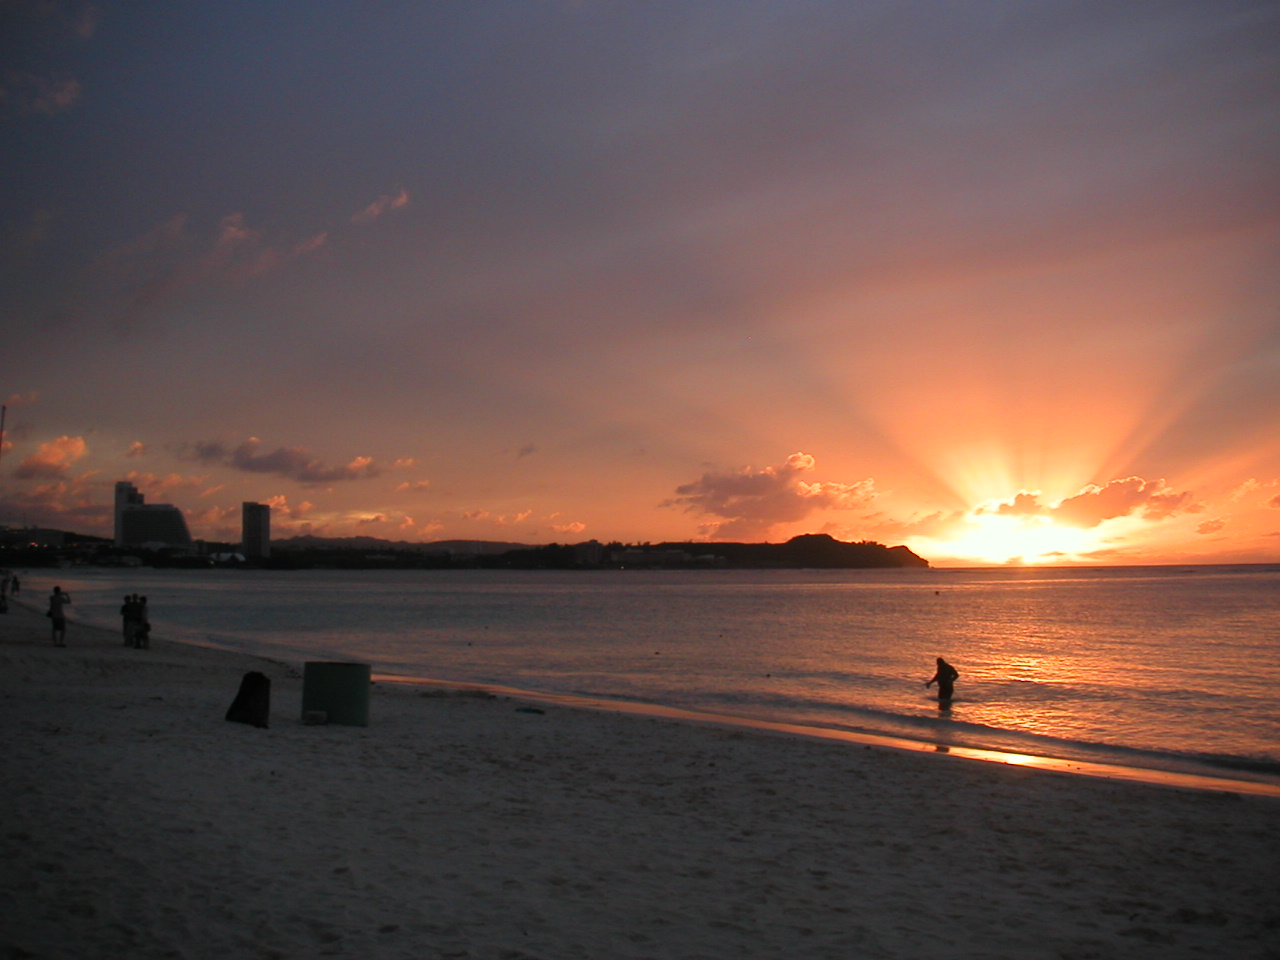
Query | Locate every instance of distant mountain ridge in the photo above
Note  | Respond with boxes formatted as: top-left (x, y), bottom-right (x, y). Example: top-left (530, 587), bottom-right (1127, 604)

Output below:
top-left (631, 533), bottom-right (927, 569)
top-left (275, 532), bottom-right (928, 568)
top-left (274, 536), bottom-right (531, 556)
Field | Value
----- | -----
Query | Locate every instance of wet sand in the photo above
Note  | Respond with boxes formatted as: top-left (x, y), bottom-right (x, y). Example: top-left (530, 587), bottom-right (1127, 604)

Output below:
top-left (1, 600), bottom-right (1276, 959)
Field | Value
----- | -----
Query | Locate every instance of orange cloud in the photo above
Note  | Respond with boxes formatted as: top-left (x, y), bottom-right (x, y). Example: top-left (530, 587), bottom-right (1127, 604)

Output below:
top-left (13, 436), bottom-right (87, 479)
top-left (666, 452), bottom-right (877, 540)
top-left (394, 480), bottom-right (431, 492)
top-left (265, 495), bottom-right (314, 520)
top-left (979, 477), bottom-right (1201, 529)
top-left (188, 504), bottom-right (237, 528)
top-left (1055, 477), bottom-right (1200, 526)
top-left (0, 474), bottom-right (109, 533)
top-left (494, 510), bottom-right (533, 526)
top-left (122, 471), bottom-right (207, 496)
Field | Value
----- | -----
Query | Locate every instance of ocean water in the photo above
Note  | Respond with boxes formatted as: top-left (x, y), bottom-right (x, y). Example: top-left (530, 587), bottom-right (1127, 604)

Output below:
top-left (29, 564), bottom-right (1280, 782)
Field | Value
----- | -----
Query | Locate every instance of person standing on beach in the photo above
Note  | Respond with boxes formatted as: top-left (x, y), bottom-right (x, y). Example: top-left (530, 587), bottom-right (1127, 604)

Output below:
top-left (135, 596), bottom-right (151, 649)
top-left (121, 595), bottom-right (139, 647)
top-left (48, 586), bottom-right (71, 646)
top-left (925, 656), bottom-right (959, 702)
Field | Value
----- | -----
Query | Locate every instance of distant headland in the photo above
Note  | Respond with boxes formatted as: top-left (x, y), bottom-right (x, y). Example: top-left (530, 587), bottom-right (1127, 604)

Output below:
top-left (0, 528), bottom-right (927, 571)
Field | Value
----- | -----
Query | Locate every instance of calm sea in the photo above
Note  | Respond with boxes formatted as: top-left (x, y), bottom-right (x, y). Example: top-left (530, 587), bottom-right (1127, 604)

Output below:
top-left (27, 564), bottom-right (1280, 782)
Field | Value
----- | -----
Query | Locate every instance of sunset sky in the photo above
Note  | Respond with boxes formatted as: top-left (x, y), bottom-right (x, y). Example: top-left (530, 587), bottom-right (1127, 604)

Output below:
top-left (2, 1), bottom-right (1278, 566)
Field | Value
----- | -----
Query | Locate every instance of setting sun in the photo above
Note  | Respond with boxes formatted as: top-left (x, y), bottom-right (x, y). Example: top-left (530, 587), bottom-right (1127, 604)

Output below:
top-left (924, 512), bottom-right (1097, 566)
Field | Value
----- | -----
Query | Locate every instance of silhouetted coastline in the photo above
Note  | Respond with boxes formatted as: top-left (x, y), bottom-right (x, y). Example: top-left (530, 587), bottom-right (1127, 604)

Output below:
top-left (0, 528), bottom-right (927, 571)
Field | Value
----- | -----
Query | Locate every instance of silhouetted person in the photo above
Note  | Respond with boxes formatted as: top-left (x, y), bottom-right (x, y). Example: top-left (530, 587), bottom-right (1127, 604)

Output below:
top-left (48, 586), bottom-right (71, 646)
top-left (925, 656), bottom-right (959, 703)
top-left (135, 596), bottom-right (151, 649)
top-left (121, 595), bottom-right (140, 646)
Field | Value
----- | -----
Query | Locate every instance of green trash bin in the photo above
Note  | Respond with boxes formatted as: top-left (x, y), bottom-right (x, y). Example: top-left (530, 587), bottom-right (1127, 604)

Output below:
top-left (301, 661), bottom-right (371, 726)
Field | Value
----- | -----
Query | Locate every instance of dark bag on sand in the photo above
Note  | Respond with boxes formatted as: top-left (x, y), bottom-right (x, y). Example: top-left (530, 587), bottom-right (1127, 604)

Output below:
top-left (225, 671), bottom-right (271, 728)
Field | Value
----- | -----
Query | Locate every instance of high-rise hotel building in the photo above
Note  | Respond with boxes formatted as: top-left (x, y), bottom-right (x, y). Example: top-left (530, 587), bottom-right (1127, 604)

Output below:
top-left (242, 502), bottom-right (271, 558)
top-left (114, 481), bottom-right (193, 548)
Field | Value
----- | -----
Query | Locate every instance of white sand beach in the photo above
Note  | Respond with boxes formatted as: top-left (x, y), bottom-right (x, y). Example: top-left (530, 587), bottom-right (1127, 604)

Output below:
top-left (1, 601), bottom-right (1276, 960)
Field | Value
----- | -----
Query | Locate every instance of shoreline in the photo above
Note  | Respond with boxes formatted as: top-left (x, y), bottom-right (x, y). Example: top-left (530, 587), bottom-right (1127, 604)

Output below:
top-left (2, 601), bottom-right (1277, 958)
top-left (375, 674), bottom-right (1280, 798)
top-left (20, 593), bottom-right (1280, 797)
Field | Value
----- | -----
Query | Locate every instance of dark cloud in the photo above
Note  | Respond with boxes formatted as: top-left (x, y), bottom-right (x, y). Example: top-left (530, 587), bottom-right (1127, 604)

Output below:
top-left (177, 438), bottom-right (382, 486)
top-left (665, 452), bottom-right (876, 540)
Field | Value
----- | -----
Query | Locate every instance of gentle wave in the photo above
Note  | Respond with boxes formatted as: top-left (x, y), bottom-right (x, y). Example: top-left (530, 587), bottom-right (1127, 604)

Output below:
top-left (594, 685), bottom-right (1280, 781)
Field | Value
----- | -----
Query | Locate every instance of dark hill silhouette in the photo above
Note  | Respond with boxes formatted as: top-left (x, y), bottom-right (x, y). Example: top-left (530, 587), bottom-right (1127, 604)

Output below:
top-left (657, 534), bottom-right (928, 569)
top-left (497, 534), bottom-right (927, 569)
top-left (267, 533), bottom-right (928, 569)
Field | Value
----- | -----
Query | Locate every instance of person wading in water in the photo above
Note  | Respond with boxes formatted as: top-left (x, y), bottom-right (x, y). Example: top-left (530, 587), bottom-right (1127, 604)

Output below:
top-left (925, 656), bottom-right (959, 705)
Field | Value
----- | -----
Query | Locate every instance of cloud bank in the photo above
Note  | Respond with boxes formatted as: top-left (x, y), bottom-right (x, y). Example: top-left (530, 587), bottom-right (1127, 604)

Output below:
top-left (981, 477), bottom-right (1201, 528)
top-left (666, 453), bottom-right (876, 540)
